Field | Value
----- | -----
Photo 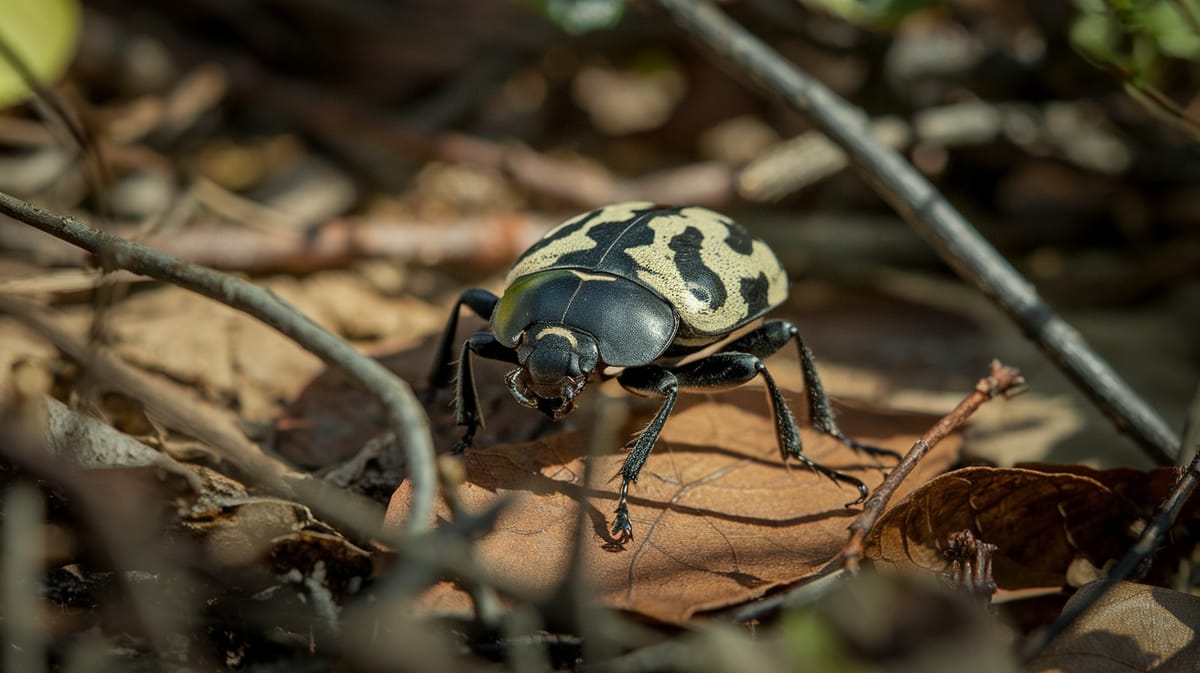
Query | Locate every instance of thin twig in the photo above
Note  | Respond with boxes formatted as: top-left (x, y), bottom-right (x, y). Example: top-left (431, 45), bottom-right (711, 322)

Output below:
top-left (2, 484), bottom-right (46, 673)
top-left (654, 0), bottom-right (1182, 466)
top-left (0, 190), bottom-right (437, 533)
top-left (1019, 445), bottom-right (1200, 662)
top-left (717, 567), bottom-right (847, 623)
top-left (841, 360), bottom-right (1025, 573)
top-left (0, 294), bottom-right (298, 487)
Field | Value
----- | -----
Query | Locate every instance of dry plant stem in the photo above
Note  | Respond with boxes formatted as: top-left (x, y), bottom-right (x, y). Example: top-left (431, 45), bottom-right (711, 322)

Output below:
top-left (841, 361), bottom-right (1025, 573)
top-left (0, 294), bottom-right (401, 550)
top-left (654, 0), bottom-right (1181, 467)
top-left (2, 432), bottom-right (203, 666)
top-left (0, 293), bottom-right (297, 485)
top-left (0, 190), bottom-right (437, 534)
top-left (436, 456), bottom-right (504, 630)
top-left (1020, 446), bottom-right (1200, 662)
top-left (3, 484), bottom-right (46, 673)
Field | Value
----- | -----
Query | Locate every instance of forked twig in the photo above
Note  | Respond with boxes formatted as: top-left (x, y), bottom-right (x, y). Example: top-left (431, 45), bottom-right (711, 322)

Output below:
top-left (841, 360), bottom-right (1026, 572)
top-left (653, 0), bottom-right (1182, 466)
top-left (0, 189), bottom-right (437, 534)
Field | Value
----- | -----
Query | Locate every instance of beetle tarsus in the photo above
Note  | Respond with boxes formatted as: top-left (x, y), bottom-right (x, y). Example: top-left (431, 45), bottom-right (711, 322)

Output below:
top-left (832, 430), bottom-right (902, 461)
top-left (783, 448), bottom-right (869, 508)
top-left (612, 482), bottom-right (634, 542)
top-left (452, 419), bottom-right (478, 455)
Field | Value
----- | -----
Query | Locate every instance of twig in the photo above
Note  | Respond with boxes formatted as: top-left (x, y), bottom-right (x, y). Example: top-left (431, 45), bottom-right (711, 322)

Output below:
top-left (739, 100), bottom-right (1133, 201)
top-left (717, 567), bottom-right (847, 623)
top-left (2, 484), bottom-right (46, 673)
top-left (1180, 377), bottom-right (1200, 467)
top-left (1019, 445), bottom-right (1200, 662)
top-left (0, 190), bottom-right (437, 533)
top-left (580, 641), bottom-right (692, 673)
top-left (653, 0), bottom-right (1182, 466)
top-left (0, 211), bottom-right (555, 273)
top-left (1, 430), bottom-right (204, 666)
top-left (0, 294), bottom-right (298, 485)
top-left (841, 360), bottom-right (1025, 573)
top-left (436, 455), bottom-right (505, 630)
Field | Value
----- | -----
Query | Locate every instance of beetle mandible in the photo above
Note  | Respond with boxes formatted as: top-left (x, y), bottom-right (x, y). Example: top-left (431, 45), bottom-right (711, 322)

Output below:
top-left (425, 202), bottom-right (897, 542)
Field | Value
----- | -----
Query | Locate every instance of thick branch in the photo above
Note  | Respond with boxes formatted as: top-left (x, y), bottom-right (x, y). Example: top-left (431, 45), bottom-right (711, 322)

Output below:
top-left (654, 0), bottom-right (1181, 465)
top-left (0, 190), bottom-right (436, 533)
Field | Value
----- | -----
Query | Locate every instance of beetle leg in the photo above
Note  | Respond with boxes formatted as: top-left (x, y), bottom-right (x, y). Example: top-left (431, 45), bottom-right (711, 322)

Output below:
top-left (452, 332), bottom-right (518, 454)
top-left (425, 288), bottom-right (501, 399)
top-left (613, 366), bottom-right (680, 542)
top-left (667, 352), bottom-right (869, 506)
top-left (720, 320), bottom-right (901, 461)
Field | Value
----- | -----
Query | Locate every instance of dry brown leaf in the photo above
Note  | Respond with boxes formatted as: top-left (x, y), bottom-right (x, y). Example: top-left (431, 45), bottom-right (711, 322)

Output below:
top-left (864, 467), bottom-right (1139, 590)
top-left (1016, 463), bottom-right (1200, 588)
top-left (386, 387), bottom-right (959, 624)
top-left (1027, 580), bottom-right (1200, 673)
top-left (39, 395), bottom-right (185, 472)
top-left (1018, 463), bottom-right (1197, 519)
top-left (105, 275), bottom-right (439, 424)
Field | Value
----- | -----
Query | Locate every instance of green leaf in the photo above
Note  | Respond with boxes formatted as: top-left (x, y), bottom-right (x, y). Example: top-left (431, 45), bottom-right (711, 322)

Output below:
top-left (524, 0), bottom-right (624, 34)
top-left (0, 0), bottom-right (81, 107)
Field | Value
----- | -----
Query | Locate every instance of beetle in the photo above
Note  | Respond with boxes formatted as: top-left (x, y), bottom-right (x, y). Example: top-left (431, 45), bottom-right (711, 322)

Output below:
top-left (425, 202), bottom-right (896, 542)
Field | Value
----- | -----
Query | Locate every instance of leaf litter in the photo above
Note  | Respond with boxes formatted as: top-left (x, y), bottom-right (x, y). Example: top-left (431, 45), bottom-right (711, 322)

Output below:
top-left (4, 264), bottom-right (1190, 664)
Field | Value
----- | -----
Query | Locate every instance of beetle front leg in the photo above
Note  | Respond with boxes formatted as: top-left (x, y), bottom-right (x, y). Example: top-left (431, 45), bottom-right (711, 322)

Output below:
top-left (425, 288), bottom-right (501, 399)
top-left (722, 320), bottom-right (900, 461)
top-left (452, 332), bottom-right (518, 453)
top-left (613, 366), bottom-right (680, 542)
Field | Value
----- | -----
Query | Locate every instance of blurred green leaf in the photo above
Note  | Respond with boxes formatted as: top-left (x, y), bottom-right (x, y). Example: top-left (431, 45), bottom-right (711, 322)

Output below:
top-left (0, 0), bottom-right (81, 106)
top-left (1070, 0), bottom-right (1200, 138)
top-left (524, 0), bottom-right (624, 34)
top-left (803, 0), bottom-right (945, 26)
top-left (777, 610), bottom-right (866, 673)
top-left (1071, 0), bottom-right (1200, 69)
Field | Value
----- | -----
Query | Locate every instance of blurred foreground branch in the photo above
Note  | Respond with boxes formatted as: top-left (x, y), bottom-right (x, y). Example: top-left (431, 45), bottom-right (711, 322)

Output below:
top-left (0, 189), bottom-right (437, 534)
top-left (654, 0), bottom-right (1182, 466)
top-left (1021, 445), bottom-right (1200, 660)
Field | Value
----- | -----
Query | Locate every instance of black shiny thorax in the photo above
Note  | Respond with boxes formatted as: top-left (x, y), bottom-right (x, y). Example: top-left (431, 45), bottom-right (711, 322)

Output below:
top-left (492, 269), bottom-right (680, 367)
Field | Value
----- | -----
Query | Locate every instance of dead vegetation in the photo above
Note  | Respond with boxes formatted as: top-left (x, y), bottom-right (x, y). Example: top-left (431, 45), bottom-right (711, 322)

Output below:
top-left (1, 1), bottom-right (1198, 672)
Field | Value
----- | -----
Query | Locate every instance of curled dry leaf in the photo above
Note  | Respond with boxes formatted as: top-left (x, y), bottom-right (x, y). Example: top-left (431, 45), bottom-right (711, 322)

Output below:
top-left (864, 467), bottom-right (1140, 590)
top-left (1027, 580), bottom-right (1200, 673)
top-left (1017, 462), bottom-right (1200, 587)
top-left (385, 386), bottom-right (959, 624)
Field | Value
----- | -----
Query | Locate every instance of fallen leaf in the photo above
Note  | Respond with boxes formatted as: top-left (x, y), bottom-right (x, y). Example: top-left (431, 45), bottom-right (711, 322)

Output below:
top-left (1017, 463), bottom-right (1199, 588)
top-left (387, 386), bottom-right (959, 623)
top-left (1027, 580), bottom-right (1200, 673)
top-left (105, 276), bottom-right (440, 426)
top-left (864, 467), bottom-right (1139, 589)
top-left (1018, 463), bottom-right (1197, 519)
top-left (38, 394), bottom-right (191, 476)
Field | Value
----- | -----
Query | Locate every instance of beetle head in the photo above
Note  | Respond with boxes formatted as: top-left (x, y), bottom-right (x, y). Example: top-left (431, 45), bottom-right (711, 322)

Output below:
top-left (507, 324), bottom-right (598, 420)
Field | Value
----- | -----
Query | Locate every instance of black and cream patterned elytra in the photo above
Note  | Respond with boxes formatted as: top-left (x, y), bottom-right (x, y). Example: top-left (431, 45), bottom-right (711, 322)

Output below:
top-left (507, 202), bottom-right (788, 336)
